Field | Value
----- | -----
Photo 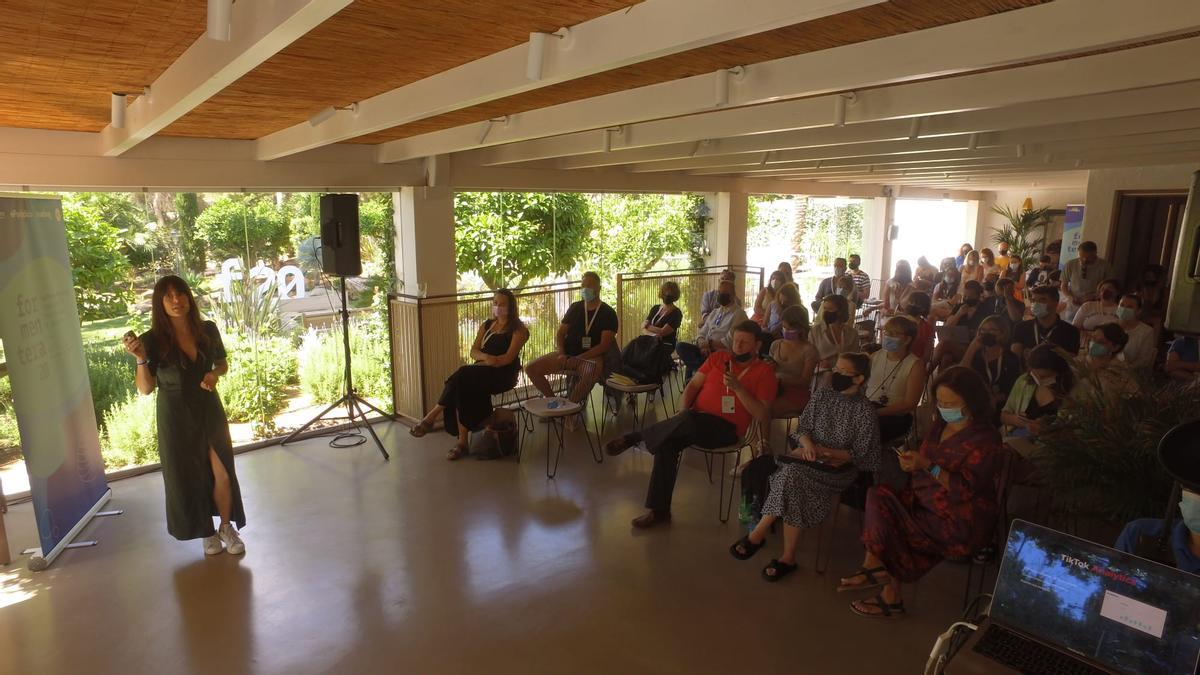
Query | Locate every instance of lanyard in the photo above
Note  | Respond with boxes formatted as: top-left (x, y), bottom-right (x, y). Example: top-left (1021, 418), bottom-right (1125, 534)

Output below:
top-left (983, 351), bottom-right (1003, 385)
top-left (582, 302), bottom-right (600, 335)
top-left (869, 356), bottom-right (906, 400)
top-left (829, 324), bottom-right (845, 350)
top-left (1035, 321), bottom-right (1057, 345)
top-left (651, 304), bottom-right (670, 326)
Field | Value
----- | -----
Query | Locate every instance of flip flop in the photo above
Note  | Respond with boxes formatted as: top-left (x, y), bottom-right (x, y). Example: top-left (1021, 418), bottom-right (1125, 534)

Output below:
top-left (445, 444), bottom-right (468, 461)
top-left (837, 565), bottom-right (890, 593)
top-left (761, 559), bottom-right (798, 582)
top-left (850, 594), bottom-right (906, 620)
top-left (729, 535), bottom-right (766, 561)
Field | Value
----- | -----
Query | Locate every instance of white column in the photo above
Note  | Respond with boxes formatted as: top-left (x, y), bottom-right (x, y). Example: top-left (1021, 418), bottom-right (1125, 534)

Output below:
top-left (708, 191), bottom-right (749, 269)
top-left (393, 186), bottom-right (456, 296)
top-left (862, 195), bottom-right (893, 299)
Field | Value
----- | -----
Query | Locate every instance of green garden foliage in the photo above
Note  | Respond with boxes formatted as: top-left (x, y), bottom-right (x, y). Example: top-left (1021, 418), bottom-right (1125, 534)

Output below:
top-left (84, 344), bottom-right (137, 430)
top-left (299, 313), bottom-right (393, 413)
top-left (100, 392), bottom-right (159, 469)
top-left (990, 204), bottom-right (1049, 268)
top-left (580, 193), bottom-right (698, 283)
top-left (219, 334), bottom-right (298, 436)
top-left (62, 194), bottom-right (135, 320)
top-left (174, 192), bottom-right (206, 273)
top-left (194, 195), bottom-right (290, 262)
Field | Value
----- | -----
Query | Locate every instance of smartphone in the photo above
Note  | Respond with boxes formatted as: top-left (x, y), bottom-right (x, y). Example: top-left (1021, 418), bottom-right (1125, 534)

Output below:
top-left (123, 330), bottom-right (136, 341)
top-left (725, 360), bottom-right (732, 375)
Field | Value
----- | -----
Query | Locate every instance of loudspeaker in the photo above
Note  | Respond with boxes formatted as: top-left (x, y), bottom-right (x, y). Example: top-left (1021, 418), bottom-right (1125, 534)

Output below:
top-left (320, 193), bottom-right (361, 276)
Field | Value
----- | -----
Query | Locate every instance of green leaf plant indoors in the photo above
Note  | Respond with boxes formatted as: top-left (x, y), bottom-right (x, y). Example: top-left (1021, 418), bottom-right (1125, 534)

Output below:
top-left (990, 203), bottom-right (1050, 269)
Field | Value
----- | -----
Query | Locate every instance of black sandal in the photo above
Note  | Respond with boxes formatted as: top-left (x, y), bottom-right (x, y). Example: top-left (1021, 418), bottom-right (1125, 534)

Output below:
top-left (850, 594), bottom-right (906, 619)
top-left (729, 535), bottom-right (765, 561)
top-left (761, 559), bottom-right (798, 582)
top-left (837, 565), bottom-right (890, 593)
top-left (409, 421), bottom-right (433, 438)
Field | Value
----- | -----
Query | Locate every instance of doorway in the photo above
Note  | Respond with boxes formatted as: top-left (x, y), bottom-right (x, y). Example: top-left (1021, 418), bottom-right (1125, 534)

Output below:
top-left (1109, 191), bottom-right (1188, 289)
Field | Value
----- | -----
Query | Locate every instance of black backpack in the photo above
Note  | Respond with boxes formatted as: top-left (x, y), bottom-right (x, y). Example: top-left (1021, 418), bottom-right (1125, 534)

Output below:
top-left (617, 335), bottom-right (672, 385)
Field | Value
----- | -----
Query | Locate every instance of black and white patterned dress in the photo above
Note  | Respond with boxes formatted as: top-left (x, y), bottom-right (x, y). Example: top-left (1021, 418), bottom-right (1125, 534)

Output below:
top-left (761, 387), bottom-right (881, 528)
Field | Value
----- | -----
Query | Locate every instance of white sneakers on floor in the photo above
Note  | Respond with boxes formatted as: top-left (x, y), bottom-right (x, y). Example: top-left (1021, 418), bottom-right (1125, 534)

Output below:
top-left (219, 523), bottom-right (246, 555)
top-left (201, 523), bottom-right (246, 556)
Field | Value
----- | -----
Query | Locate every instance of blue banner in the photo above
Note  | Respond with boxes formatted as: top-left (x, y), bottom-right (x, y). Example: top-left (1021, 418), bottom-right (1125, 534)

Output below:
top-left (1060, 204), bottom-right (1086, 270)
top-left (0, 194), bottom-right (109, 568)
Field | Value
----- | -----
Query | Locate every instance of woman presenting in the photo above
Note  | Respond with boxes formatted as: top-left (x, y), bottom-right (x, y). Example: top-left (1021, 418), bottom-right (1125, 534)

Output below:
top-left (122, 275), bottom-right (246, 556)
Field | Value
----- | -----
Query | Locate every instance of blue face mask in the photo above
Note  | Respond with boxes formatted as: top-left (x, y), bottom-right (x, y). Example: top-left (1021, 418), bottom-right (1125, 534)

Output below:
top-left (581, 287), bottom-right (597, 302)
top-left (882, 335), bottom-right (904, 353)
top-left (938, 406), bottom-right (966, 424)
top-left (1115, 306), bottom-right (1136, 322)
top-left (1181, 493), bottom-right (1200, 534)
top-left (1087, 340), bottom-right (1110, 358)
top-left (1031, 302), bottom-right (1050, 319)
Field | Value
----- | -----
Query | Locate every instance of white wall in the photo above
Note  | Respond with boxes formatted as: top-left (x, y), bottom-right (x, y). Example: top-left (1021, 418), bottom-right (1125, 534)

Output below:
top-left (978, 188), bottom-right (1086, 252)
top-left (1082, 163), bottom-right (1198, 257)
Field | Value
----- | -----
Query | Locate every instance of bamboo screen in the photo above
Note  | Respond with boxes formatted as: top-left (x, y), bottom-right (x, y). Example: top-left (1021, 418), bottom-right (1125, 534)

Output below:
top-left (615, 266), bottom-right (763, 346)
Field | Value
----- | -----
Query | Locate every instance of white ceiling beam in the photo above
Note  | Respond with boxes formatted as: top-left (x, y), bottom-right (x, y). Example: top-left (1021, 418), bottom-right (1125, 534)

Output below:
top-left (254, 0), bottom-right (884, 160)
top-left (100, 0), bottom-right (352, 157)
top-left (378, 0), bottom-right (1200, 162)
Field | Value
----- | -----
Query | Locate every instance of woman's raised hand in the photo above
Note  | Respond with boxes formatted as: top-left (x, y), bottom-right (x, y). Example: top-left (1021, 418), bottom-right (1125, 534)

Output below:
top-left (122, 331), bottom-right (147, 361)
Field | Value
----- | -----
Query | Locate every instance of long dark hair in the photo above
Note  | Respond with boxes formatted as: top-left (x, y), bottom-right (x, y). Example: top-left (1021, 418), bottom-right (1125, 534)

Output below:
top-left (493, 288), bottom-right (524, 331)
top-left (150, 275), bottom-right (208, 362)
top-left (1027, 343), bottom-right (1074, 394)
top-left (933, 365), bottom-right (994, 426)
top-left (893, 260), bottom-right (913, 286)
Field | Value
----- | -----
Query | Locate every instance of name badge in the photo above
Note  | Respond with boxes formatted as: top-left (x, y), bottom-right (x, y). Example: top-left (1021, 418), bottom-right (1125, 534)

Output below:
top-left (581, 337), bottom-right (592, 349)
top-left (721, 395), bottom-right (736, 414)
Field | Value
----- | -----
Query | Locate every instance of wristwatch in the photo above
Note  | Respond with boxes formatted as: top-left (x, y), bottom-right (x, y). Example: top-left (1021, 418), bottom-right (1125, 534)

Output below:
top-left (136, 358), bottom-right (149, 366)
top-left (929, 464), bottom-right (942, 478)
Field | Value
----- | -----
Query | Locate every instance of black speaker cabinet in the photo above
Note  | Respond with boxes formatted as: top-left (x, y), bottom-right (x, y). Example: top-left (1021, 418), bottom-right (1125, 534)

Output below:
top-left (320, 193), bottom-right (362, 276)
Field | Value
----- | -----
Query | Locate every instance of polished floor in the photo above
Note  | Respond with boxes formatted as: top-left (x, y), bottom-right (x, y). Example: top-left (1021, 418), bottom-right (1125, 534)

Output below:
top-left (0, 410), bottom-right (977, 675)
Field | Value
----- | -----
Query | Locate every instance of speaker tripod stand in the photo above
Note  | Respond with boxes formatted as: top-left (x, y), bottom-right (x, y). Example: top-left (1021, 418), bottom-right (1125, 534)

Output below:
top-left (282, 275), bottom-right (391, 460)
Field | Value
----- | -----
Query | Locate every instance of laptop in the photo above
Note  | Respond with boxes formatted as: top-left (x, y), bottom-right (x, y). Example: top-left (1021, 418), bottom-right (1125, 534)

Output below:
top-left (948, 520), bottom-right (1200, 675)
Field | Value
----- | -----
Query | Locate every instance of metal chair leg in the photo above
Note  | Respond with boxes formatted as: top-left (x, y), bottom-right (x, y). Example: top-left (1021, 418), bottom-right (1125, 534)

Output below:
top-left (719, 448), bottom-right (743, 524)
top-left (545, 418), bottom-right (565, 479)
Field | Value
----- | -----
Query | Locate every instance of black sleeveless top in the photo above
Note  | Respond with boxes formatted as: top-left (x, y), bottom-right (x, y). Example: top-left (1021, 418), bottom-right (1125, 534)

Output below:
top-left (480, 319), bottom-right (520, 368)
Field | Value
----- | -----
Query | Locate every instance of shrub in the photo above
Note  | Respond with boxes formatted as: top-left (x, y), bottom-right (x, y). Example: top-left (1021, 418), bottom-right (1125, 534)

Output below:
top-left (299, 313), bottom-right (393, 413)
top-left (101, 392), bottom-right (159, 469)
top-left (85, 344), bottom-right (136, 427)
top-left (219, 334), bottom-right (298, 426)
top-left (63, 195), bottom-right (135, 320)
top-left (194, 196), bottom-right (290, 262)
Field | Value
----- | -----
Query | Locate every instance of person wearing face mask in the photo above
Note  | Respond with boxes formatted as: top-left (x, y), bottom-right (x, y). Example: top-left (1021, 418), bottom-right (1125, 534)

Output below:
top-left (914, 256), bottom-right (939, 286)
top-left (842, 366), bottom-right (1002, 618)
top-left (813, 257), bottom-right (847, 313)
top-left (1011, 286), bottom-right (1081, 361)
top-left (955, 243), bottom-right (973, 270)
top-left (933, 268), bottom-right (961, 303)
top-left (994, 243), bottom-right (1011, 271)
top-left (1077, 322), bottom-right (1134, 406)
top-left (754, 270), bottom-right (786, 326)
top-left (1165, 332), bottom-right (1200, 383)
top-left (411, 289), bottom-right (530, 460)
top-left (883, 260), bottom-right (915, 316)
top-left (526, 272), bottom-right (619, 404)
top-left (810, 294), bottom-right (861, 380)
top-left (607, 321), bottom-right (777, 529)
top-left (847, 254), bottom-right (872, 302)
top-left (994, 277), bottom-right (1025, 324)
top-left (765, 282), bottom-right (803, 344)
top-left (676, 279), bottom-right (748, 381)
top-left (934, 281), bottom-right (993, 372)
top-left (903, 291), bottom-right (934, 363)
top-left (979, 248), bottom-right (1002, 279)
top-left (866, 316), bottom-right (927, 445)
top-left (834, 275), bottom-right (861, 309)
top-left (1113, 293), bottom-right (1155, 370)
top-left (767, 305), bottom-right (818, 419)
top-left (1003, 254), bottom-right (1025, 291)
top-left (1114, 421), bottom-right (1200, 575)
top-left (961, 316), bottom-right (1021, 419)
top-left (642, 281), bottom-right (683, 347)
top-left (698, 269), bottom-right (740, 328)
top-left (1060, 241), bottom-right (1113, 322)
top-left (960, 249), bottom-right (984, 283)
top-left (729, 353), bottom-right (880, 583)
top-left (1071, 278), bottom-right (1122, 332)
top-left (1026, 254), bottom-right (1057, 289)
top-left (1001, 343), bottom-right (1075, 442)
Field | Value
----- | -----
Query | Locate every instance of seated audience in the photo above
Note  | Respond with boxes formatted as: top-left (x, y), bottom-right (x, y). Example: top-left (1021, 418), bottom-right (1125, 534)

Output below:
top-left (1004, 255), bottom-right (1026, 293)
top-left (729, 352), bottom-right (880, 582)
top-left (754, 270), bottom-right (786, 325)
top-left (1165, 333), bottom-right (1200, 383)
top-left (841, 366), bottom-right (1002, 618)
top-left (933, 267), bottom-right (961, 303)
top-left (765, 282), bottom-right (803, 341)
top-left (994, 243), bottom-right (1011, 271)
top-left (1061, 241), bottom-right (1113, 322)
top-left (1115, 435), bottom-right (1200, 575)
top-left (811, 294), bottom-right (861, 377)
top-left (606, 321), bottom-right (776, 529)
top-left (834, 274), bottom-right (862, 309)
top-left (902, 291), bottom-right (934, 363)
top-left (1011, 286), bottom-right (1080, 361)
top-left (1072, 278), bottom-right (1122, 332)
top-left (1026, 254), bottom-right (1057, 289)
top-left (960, 249), bottom-right (984, 283)
top-left (410, 289), bottom-right (530, 460)
top-left (867, 316), bottom-right (927, 445)
top-left (934, 280), bottom-right (993, 371)
top-left (777, 261), bottom-right (795, 284)
top-left (1135, 263), bottom-right (1169, 331)
top-left (847, 254), bottom-right (871, 302)
top-left (1114, 293), bottom-right (1155, 370)
top-left (882, 260), bottom-right (915, 316)
top-left (676, 279), bottom-right (748, 380)
top-left (994, 277), bottom-right (1025, 324)
top-left (526, 272), bottom-right (618, 403)
top-left (915, 256), bottom-right (939, 286)
top-left (768, 306), bottom-right (818, 420)
top-left (979, 248), bottom-right (1002, 279)
top-left (1077, 322), bottom-right (1133, 405)
top-left (961, 316), bottom-right (1022, 418)
top-left (699, 269), bottom-right (739, 327)
top-left (814, 257), bottom-right (848, 312)
top-left (643, 281), bottom-right (683, 347)
top-left (955, 243), bottom-right (973, 270)
top-left (1001, 343), bottom-right (1074, 440)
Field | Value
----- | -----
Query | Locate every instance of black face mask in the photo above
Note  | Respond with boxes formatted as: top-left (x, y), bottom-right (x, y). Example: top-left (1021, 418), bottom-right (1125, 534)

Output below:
top-left (983, 282), bottom-right (996, 292)
top-left (980, 333), bottom-right (997, 347)
top-left (964, 297), bottom-right (980, 307)
top-left (830, 372), bottom-right (856, 392)
top-left (717, 292), bottom-right (732, 306)
top-left (822, 311), bottom-right (839, 325)
top-left (848, 262), bottom-right (860, 270)
top-left (733, 351), bottom-right (754, 363)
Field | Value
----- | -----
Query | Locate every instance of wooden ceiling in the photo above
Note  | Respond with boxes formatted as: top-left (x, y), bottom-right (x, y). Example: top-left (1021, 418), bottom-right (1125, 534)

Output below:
top-left (0, 0), bottom-right (205, 133)
top-left (345, 0), bottom-right (1049, 144)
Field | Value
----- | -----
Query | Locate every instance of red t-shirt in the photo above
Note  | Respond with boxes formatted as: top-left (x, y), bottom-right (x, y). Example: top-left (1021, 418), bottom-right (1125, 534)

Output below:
top-left (695, 351), bottom-right (778, 437)
top-left (913, 318), bottom-right (935, 360)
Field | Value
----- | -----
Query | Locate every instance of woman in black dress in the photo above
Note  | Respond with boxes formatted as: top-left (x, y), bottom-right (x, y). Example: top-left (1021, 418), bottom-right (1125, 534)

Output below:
top-left (121, 276), bottom-right (246, 556)
top-left (410, 289), bottom-right (529, 460)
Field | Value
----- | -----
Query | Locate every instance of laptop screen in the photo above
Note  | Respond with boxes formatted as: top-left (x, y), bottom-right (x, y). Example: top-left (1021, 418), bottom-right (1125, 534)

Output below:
top-left (991, 520), bottom-right (1200, 675)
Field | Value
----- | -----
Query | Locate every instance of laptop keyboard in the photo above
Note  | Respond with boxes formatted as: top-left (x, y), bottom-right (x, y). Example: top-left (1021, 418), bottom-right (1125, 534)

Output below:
top-left (974, 625), bottom-right (1108, 675)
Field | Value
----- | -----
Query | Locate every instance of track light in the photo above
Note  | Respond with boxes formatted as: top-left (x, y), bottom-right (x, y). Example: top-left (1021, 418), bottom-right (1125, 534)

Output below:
top-left (713, 66), bottom-right (745, 108)
top-left (908, 117), bottom-right (922, 140)
top-left (967, 133), bottom-right (979, 151)
top-left (601, 127), bottom-right (623, 153)
top-left (207, 0), bottom-right (232, 42)
top-left (308, 103), bottom-right (359, 127)
top-left (111, 93), bottom-right (127, 129)
top-left (834, 92), bottom-right (856, 127)
top-left (525, 29), bottom-right (572, 81)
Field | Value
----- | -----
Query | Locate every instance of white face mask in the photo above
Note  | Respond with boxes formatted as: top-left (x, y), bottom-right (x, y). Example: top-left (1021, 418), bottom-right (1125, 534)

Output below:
top-left (1031, 373), bottom-right (1056, 388)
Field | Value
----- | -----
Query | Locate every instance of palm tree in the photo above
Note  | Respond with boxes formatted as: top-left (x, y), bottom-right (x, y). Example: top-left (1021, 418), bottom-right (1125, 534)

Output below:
top-left (990, 204), bottom-right (1050, 268)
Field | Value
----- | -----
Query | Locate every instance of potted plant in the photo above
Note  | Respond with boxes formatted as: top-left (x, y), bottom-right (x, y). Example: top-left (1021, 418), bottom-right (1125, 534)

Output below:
top-left (990, 203), bottom-right (1050, 268)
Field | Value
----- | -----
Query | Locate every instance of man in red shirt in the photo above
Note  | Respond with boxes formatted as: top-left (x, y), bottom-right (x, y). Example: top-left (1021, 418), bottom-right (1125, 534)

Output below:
top-left (606, 320), bottom-right (778, 528)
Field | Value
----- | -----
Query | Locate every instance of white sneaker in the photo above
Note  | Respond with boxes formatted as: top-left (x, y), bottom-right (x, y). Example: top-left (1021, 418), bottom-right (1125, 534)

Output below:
top-left (219, 523), bottom-right (245, 555)
top-left (202, 533), bottom-right (224, 556)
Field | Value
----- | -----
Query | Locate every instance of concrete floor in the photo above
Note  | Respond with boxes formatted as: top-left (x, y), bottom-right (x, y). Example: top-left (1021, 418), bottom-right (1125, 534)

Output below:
top-left (0, 413), bottom-right (977, 675)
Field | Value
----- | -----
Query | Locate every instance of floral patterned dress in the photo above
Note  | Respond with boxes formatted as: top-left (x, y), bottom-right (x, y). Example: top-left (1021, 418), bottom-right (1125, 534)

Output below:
top-left (860, 419), bottom-right (1002, 582)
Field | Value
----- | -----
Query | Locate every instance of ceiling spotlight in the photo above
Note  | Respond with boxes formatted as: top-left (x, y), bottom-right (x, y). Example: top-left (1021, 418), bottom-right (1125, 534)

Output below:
top-left (207, 0), bottom-right (232, 42)
top-left (308, 103), bottom-right (360, 127)
top-left (111, 93), bottom-right (127, 129)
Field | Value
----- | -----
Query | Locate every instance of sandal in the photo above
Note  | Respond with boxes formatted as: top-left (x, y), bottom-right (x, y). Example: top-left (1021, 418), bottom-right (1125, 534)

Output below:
top-left (729, 535), bottom-right (766, 561)
top-left (837, 566), bottom-right (890, 593)
top-left (409, 421), bottom-right (433, 438)
top-left (761, 559), bottom-right (798, 582)
top-left (445, 443), bottom-right (468, 461)
top-left (850, 594), bottom-right (906, 619)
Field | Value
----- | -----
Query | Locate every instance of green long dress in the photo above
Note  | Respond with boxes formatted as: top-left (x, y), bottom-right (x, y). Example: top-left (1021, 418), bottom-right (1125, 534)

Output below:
top-left (139, 320), bottom-right (246, 540)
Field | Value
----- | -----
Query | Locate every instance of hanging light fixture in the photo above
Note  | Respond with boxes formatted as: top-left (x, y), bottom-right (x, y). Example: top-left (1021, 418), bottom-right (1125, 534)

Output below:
top-left (111, 93), bottom-right (127, 129)
top-left (207, 0), bottom-right (232, 41)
